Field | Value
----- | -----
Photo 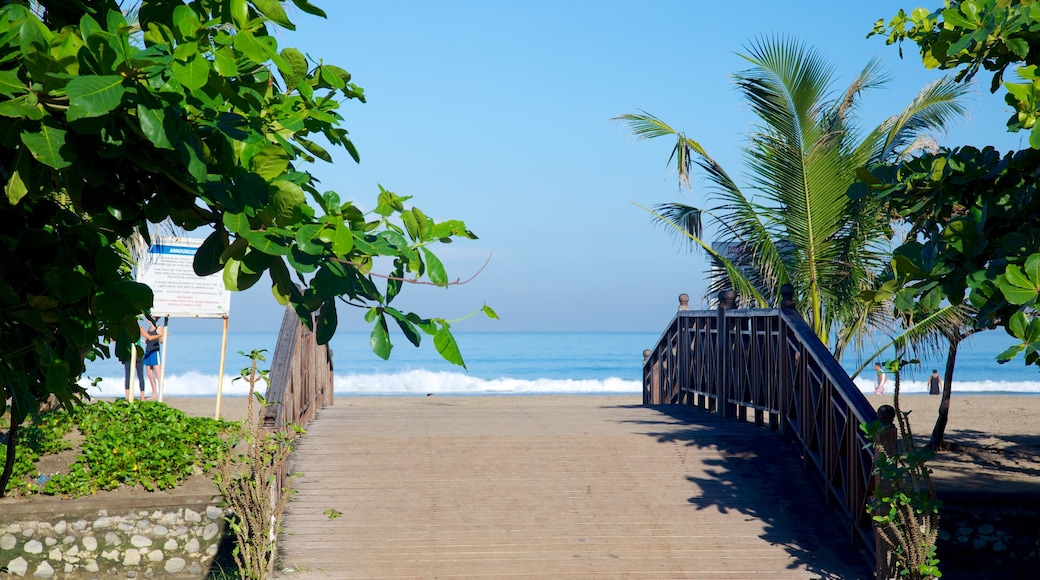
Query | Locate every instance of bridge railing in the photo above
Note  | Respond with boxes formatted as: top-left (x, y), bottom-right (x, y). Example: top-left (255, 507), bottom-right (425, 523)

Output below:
top-left (643, 287), bottom-right (878, 561)
top-left (262, 306), bottom-right (334, 494)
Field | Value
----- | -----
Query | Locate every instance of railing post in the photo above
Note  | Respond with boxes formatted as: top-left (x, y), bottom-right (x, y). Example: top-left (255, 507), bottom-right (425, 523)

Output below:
top-left (874, 404), bottom-right (897, 580)
top-left (773, 284), bottom-right (794, 434)
top-left (642, 348), bottom-right (653, 404)
top-left (717, 290), bottom-right (736, 419)
top-left (677, 293), bottom-right (691, 405)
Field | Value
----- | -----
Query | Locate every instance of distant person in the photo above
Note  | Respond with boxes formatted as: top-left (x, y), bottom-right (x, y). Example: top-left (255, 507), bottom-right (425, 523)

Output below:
top-left (928, 369), bottom-right (942, 395)
top-left (142, 319), bottom-right (165, 400)
top-left (874, 362), bottom-right (887, 396)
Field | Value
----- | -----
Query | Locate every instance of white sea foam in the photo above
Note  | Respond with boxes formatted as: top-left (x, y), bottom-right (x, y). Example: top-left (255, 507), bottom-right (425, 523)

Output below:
top-left (81, 371), bottom-right (1039, 398)
top-left (79, 371), bottom-right (255, 399)
top-left (80, 370), bottom-right (642, 397)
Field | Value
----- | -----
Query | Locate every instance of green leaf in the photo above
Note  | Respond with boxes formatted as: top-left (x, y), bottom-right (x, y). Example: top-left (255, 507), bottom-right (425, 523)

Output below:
top-left (137, 103), bottom-right (174, 149)
top-left (279, 47), bottom-right (308, 90)
top-left (21, 120), bottom-right (74, 170)
top-left (0, 69), bottom-right (25, 97)
top-left (194, 230), bottom-right (226, 276)
top-left (5, 166), bottom-right (28, 204)
top-left (998, 265), bottom-right (1038, 305)
top-left (482, 304), bottom-right (499, 319)
top-left (434, 326), bottom-right (465, 368)
top-left (252, 0), bottom-right (296, 30)
top-left (269, 258), bottom-right (293, 306)
top-left (290, 0), bottom-right (328, 18)
top-left (383, 307), bottom-right (421, 346)
top-left (172, 55), bottom-right (210, 90)
top-left (269, 180), bottom-right (305, 226)
top-left (316, 300), bottom-right (337, 344)
top-left (213, 47), bottom-right (239, 77)
top-left (330, 223), bottom-right (353, 256)
top-left (250, 145), bottom-right (290, 180)
top-left (370, 314), bottom-right (391, 360)
top-left (222, 257), bottom-right (262, 291)
top-left (421, 247), bottom-right (448, 286)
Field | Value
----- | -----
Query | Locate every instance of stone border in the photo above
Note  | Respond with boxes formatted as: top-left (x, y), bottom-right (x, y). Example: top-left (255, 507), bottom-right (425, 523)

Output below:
top-left (0, 501), bottom-right (228, 579)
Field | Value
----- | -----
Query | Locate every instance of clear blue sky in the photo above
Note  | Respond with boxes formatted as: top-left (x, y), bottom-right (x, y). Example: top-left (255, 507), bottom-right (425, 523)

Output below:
top-left (186, 1), bottom-right (1024, 335)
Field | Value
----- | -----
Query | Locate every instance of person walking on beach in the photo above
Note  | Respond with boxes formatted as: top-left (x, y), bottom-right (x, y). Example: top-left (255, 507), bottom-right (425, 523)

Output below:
top-left (142, 319), bottom-right (165, 400)
top-left (928, 369), bottom-right (942, 395)
top-left (874, 362), bottom-right (887, 396)
top-left (124, 332), bottom-right (146, 400)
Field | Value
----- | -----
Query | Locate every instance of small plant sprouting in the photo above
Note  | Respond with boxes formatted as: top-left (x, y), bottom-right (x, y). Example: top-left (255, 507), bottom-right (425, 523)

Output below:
top-left (215, 348), bottom-right (303, 580)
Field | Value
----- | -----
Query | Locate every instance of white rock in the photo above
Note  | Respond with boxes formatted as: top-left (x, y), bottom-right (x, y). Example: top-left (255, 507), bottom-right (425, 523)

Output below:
top-left (202, 523), bottom-right (219, 541)
top-left (48, 546), bottom-right (61, 560)
top-left (117, 522), bottom-right (133, 533)
top-left (206, 506), bottom-right (222, 520)
top-left (32, 561), bottom-right (54, 579)
top-left (67, 544), bottom-right (79, 557)
top-left (165, 514), bottom-right (178, 526)
top-left (136, 519), bottom-right (151, 531)
top-left (82, 535), bottom-right (98, 552)
top-left (206, 543), bottom-right (218, 557)
top-left (123, 548), bottom-right (142, 566)
top-left (53, 521), bottom-right (67, 536)
top-left (65, 555), bottom-right (80, 564)
top-left (163, 539), bottom-right (178, 551)
top-left (184, 538), bottom-right (200, 554)
top-left (21, 528), bottom-right (35, 538)
top-left (62, 535), bottom-right (75, 545)
top-left (1, 533), bottom-right (17, 550)
top-left (103, 532), bottom-right (120, 546)
top-left (164, 558), bottom-right (186, 574)
top-left (184, 509), bottom-right (202, 523)
top-left (84, 559), bottom-right (99, 573)
top-left (24, 539), bottom-right (43, 554)
top-left (64, 563), bottom-right (73, 573)
top-left (71, 520), bottom-right (87, 532)
top-left (93, 517), bottom-right (112, 529)
top-left (7, 524), bottom-right (22, 535)
top-left (7, 556), bottom-right (28, 576)
top-left (147, 549), bottom-right (164, 562)
top-left (153, 525), bottom-right (168, 536)
top-left (188, 562), bottom-right (202, 575)
top-left (43, 537), bottom-right (57, 546)
top-left (130, 535), bottom-right (153, 548)
top-left (100, 549), bottom-right (120, 561)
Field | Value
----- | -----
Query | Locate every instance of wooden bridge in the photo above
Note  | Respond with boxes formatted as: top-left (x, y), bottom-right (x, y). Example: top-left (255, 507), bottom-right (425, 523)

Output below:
top-left (264, 288), bottom-right (879, 579)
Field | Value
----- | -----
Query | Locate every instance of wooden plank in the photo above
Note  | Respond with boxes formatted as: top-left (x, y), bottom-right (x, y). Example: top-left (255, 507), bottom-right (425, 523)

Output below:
top-left (275, 397), bottom-right (870, 579)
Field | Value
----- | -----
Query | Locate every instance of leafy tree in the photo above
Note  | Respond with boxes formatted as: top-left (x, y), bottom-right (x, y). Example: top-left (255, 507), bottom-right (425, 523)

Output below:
top-left (865, 1), bottom-right (1040, 447)
top-left (617, 37), bottom-right (967, 358)
top-left (0, 0), bottom-right (493, 497)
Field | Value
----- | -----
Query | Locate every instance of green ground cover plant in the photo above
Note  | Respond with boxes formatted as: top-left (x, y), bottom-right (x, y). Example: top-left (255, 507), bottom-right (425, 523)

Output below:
top-left (1, 401), bottom-right (236, 497)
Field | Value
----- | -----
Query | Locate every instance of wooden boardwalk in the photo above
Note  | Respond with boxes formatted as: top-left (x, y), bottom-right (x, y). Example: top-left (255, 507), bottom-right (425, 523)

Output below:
top-left (275, 396), bottom-right (871, 579)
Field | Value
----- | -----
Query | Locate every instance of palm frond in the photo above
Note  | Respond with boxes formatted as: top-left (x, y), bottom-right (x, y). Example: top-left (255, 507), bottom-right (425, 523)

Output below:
top-left (849, 304), bottom-right (974, 378)
top-left (614, 112), bottom-right (710, 188)
top-left (635, 202), bottom-right (769, 307)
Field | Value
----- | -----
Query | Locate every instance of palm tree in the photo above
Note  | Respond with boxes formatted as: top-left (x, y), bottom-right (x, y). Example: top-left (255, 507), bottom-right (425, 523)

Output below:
top-left (618, 36), bottom-right (968, 358)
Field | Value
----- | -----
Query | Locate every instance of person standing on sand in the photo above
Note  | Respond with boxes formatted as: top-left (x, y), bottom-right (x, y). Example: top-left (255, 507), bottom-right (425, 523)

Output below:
top-left (142, 319), bottom-right (165, 400)
top-left (928, 369), bottom-right (942, 395)
top-left (874, 362), bottom-right (887, 396)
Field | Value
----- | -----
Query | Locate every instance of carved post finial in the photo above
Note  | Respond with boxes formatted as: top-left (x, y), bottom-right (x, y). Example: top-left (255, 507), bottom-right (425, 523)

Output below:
top-left (643, 349), bottom-right (652, 363)
top-left (779, 283), bottom-right (796, 309)
top-left (678, 293), bottom-right (690, 311)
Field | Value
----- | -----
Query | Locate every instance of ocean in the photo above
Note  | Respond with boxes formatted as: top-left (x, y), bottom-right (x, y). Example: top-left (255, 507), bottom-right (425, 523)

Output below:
top-left (80, 329), bottom-right (1040, 399)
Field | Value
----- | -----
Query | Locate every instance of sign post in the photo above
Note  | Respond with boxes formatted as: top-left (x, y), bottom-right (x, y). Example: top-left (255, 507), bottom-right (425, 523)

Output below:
top-left (137, 236), bottom-right (232, 417)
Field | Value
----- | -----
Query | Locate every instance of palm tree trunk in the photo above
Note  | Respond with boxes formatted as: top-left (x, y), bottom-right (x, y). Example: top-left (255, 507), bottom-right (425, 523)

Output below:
top-left (0, 418), bottom-right (19, 499)
top-left (929, 338), bottom-right (960, 451)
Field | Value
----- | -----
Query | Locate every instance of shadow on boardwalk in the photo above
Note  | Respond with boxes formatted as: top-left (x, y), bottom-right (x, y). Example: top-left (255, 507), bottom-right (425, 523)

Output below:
top-left (617, 403), bottom-right (872, 580)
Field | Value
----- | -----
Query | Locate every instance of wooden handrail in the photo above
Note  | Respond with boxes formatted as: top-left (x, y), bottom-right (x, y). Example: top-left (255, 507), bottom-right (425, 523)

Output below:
top-left (643, 288), bottom-right (878, 563)
top-left (262, 306), bottom-right (334, 502)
